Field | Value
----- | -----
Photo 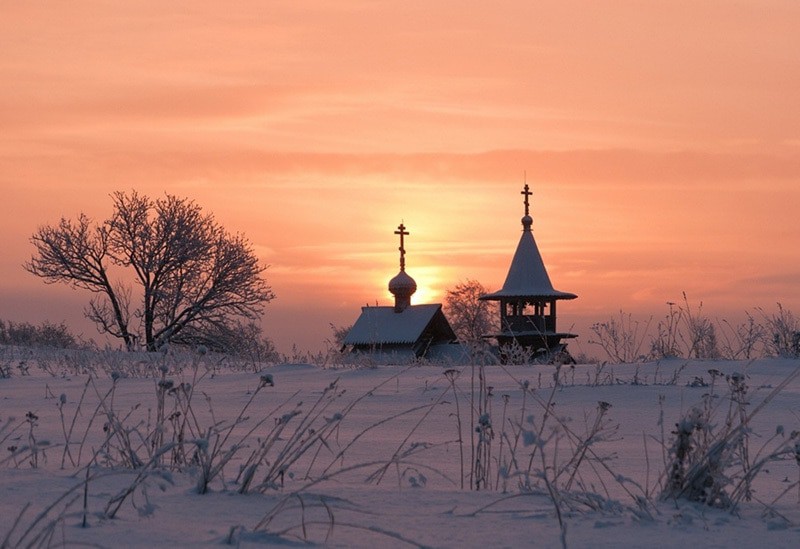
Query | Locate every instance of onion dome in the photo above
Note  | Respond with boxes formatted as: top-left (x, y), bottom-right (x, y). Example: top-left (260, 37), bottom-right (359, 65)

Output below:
top-left (389, 269), bottom-right (417, 296)
top-left (390, 222), bottom-right (416, 312)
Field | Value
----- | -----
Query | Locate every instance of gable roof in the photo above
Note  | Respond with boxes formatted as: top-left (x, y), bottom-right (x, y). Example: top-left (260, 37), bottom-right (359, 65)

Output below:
top-left (481, 226), bottom-right (577, 301)
top-left (343, 303), bottom-right (456, 346)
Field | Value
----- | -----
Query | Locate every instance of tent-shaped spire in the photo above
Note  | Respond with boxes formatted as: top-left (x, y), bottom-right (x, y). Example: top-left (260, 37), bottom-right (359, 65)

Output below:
top-left (481, 184), bottom-right (576, 301)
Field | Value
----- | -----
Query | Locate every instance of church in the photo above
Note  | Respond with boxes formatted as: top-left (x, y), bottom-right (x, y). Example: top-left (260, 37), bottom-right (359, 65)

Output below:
top-left (342, 184), bottom-right (577, 363)
top-left (341, 223), bottom-right (461, 362)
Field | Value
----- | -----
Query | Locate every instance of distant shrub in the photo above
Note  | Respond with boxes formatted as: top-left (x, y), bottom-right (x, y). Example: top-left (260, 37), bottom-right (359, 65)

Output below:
top-left (170, 320), bottom-right (280, 363)
top-left (0, 318), bottom-right (80, 349)
top-left (758, 303), bottom-right (800, 358)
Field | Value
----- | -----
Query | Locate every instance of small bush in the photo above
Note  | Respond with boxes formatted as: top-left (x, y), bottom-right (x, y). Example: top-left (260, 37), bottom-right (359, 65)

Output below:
top-left (0, 318), bottom-right (80, 349)
top-left (759, 303), bottom-right (800, 358)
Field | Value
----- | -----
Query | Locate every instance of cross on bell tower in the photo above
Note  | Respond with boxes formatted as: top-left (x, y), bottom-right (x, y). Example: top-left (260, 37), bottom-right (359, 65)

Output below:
top-left (520, 183), bottom-right (534, 232)
top-left (395, 222), bottom-right (409, 271)
top-left (521, 183), bottom-right (532, 217)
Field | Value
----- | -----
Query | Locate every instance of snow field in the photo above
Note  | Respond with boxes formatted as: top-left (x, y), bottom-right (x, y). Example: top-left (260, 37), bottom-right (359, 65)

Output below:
top-left (1, 353), bottom-right (799, 547)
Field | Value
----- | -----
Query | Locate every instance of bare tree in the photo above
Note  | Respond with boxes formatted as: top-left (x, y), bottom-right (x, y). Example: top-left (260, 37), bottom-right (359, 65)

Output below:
top-left (24, 213), bottom-right (136, 349)
top-left (25, 191), bottom-right (275, 351)
top-left (444, 279), bottom-right (497, 345)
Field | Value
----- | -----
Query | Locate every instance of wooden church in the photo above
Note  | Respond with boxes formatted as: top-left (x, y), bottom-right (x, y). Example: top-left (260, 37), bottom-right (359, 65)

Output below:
top-left (342, 184), bottom-right (577, 363)
top-left (480, 184), bottom-right (578, 360)
top-left (341, 223), bottom-right (459, 362)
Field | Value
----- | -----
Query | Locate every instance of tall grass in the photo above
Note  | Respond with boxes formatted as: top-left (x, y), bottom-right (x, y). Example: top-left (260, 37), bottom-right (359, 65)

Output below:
top-left (591, 299), bottom-right (799, 363)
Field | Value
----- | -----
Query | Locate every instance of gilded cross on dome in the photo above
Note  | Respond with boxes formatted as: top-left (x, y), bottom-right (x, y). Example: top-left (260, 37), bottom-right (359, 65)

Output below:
top-left (394, 222), bottom-right (409, 271)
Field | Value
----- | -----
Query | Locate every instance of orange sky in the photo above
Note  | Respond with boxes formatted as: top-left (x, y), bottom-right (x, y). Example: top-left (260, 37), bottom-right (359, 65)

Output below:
top-left (2, 2), bottom-right (799, 355)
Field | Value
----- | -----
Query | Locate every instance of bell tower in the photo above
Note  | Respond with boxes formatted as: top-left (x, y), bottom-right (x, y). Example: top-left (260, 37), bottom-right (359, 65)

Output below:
top-left (480, 184), bottom-right (578, 358)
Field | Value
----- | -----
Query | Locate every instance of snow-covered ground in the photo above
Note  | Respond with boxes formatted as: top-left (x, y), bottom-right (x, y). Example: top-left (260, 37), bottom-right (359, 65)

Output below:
top-left (1, 350), bottom-right (799, 548)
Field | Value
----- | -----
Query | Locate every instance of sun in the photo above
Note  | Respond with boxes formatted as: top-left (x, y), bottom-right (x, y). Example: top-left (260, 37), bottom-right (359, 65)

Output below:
top-left (411, 284), bottom-right (437, 305)
top-left (411, 265), bottom-right (446, 305)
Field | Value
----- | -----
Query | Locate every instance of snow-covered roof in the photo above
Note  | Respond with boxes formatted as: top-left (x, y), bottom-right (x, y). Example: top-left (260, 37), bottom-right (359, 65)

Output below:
top-left (481, 186), bottom-right (577, 302)
top-left (343, 304), bottom-right (455, 346)
top-left (481, 226), bottom-right (577, 300)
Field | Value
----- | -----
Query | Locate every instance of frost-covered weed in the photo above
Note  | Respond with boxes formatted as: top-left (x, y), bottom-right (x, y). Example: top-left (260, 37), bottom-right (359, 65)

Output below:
top-left (662, 365), bottom-right (800, 510)
top-left (444, 360), bottom-right (646, 534)
top-left (590, 311), bottom-right (652, 363)
top-left (590, 300), bottom-right (798, 363)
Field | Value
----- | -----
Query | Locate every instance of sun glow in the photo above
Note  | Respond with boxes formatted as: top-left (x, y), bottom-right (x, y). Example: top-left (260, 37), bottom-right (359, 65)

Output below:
top-left (413, 266), bottom-right (446, 305)
top-left (378, 265), bottom-right (446, 308)
top-left (409, 284), bottom-right (438, 307)
top-left (3, 3), bottom-right (800, 355)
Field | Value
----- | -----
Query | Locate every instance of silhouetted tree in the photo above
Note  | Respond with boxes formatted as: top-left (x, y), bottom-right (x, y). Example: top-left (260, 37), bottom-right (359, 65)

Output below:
top-left (444, 279), bottom-right (497, 345)
top-left (25, 191), bottom-right (275, 351)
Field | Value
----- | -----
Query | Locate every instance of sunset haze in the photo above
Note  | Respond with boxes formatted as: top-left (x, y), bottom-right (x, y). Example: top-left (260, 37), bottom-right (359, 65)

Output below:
top-left (2, 1), bottom-right (799, 354)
